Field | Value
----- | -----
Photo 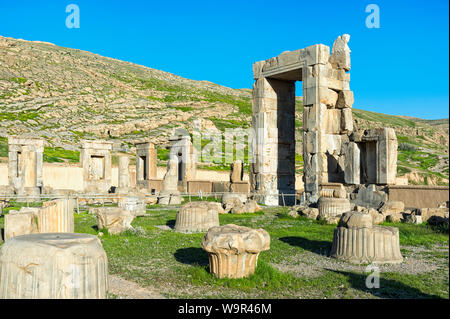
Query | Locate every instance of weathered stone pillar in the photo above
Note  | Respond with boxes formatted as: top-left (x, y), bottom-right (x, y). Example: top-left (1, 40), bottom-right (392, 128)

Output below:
top-left (158, 159), bottom-right (182, 205)
top-left (0, 233), bottom-right (108, 298)
top-left (117, 155), bottom-right (130, 193)
top-left (251, 78), bottom-right (296, 205)
top-left (38, 199), bottom-right (75, 233)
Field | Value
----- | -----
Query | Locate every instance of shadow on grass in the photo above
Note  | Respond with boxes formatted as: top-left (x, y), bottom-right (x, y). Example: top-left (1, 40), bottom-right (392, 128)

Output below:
top-left (327, 269), bottom-right (442, 299)
top-left (174, 247), bottom-right (209, 267)
top-left (165, 219), bottom-right (176, 229)
top-left (279, 236), bottom-right (331, 255)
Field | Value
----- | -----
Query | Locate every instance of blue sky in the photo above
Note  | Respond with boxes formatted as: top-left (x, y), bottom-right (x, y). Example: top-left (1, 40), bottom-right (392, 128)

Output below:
top-left (0, 0), bottom-right (448, 119)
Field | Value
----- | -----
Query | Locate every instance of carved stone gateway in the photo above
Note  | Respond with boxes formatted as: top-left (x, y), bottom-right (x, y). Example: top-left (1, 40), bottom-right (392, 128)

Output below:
top-left (250, 35), bottom-right (397, 205)
top-left (8, 137), bottom-right (44, 197)
top-left (135, 141), bottom-right (157, 190)
top-left (169, 133), bottom-right (197, 192)
top-left (80, 140), bottom-right (113, 193)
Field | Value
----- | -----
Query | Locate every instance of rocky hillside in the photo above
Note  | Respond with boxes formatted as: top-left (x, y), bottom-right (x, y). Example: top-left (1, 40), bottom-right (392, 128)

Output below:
top-left (0, 35), bottom-right (448, 185)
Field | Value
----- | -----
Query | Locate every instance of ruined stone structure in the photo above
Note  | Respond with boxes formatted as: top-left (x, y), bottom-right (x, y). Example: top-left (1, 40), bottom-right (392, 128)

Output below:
top-left (116, 155), bottom-right (131, 194)
top-left (135, 142), bottom-right (157, 190)
top-left (95, 207), bottom-right (135, 235)
top-left (250, 34), bottom-right (398, 205)
top-left (158, 159), bottom-right (182, 205)
top-left (80, 140), bottom-right (113, 193)
top-left (4, 208), bottom-right (39, 241)
top-left (169, 134), bottom-right (197, 192)
top-left (174, 201), bottom-right (221, 233)
top-left (330, 211), bottom-right (403, 264)
top-left (8, 137), bottom-right (44, 197)
top-left (38, 199), bottom-right (75, 233)
top-left (202, 224), bottom-right (270, 278)
top-left (0, 233), bottom-right (108, 298)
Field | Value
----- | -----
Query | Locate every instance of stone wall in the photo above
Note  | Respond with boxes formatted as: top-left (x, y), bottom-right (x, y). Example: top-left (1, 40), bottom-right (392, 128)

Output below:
top-left (387, 185), bottom-right (449, 209)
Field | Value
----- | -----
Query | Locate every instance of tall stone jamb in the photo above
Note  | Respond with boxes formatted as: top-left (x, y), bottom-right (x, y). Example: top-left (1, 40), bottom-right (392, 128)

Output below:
top-left (80, 140), bottom-right (113, 193)
top-left (8, 137), bottom-right (44, 198)
top-left (135, 142), bottom-right (157, 191)
top-left (116, 155), bottom-right (131, 194)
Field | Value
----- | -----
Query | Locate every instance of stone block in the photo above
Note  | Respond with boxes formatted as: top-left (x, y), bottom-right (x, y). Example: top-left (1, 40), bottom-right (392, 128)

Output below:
top-left (0, 233), bottom-right (108, 298)
top-left (174, 202), bottom-right (221, 233)
top-left (95, 207), bottom-right (135, 235)
top-left (336, 90), bottom-right (354, 108)
top-left (331, 212), bottom-right (403, 264)
top-left (202, 224), bottom-right (270, 278)
top-left (4, 210), bottom-right (38, 241)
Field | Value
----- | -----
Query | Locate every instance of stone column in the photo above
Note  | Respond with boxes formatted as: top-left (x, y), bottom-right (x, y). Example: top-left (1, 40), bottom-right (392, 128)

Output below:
top-left (117, 155), bottom-right (130, 193)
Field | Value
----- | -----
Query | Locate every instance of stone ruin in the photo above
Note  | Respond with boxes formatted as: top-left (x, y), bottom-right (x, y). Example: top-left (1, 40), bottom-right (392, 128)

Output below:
top-left (8, 137), bottom-right (44, 198)
top-left (80, 140), bottom-right (113, 193)
top-left (158, 159), bottom-right (182, 205)
top-left (0, 233), bottom-right (108, 298)
top-left (169, 132), bottom-right (197, 192)
top-left (330, 211), bottom-right (403, 264)
top-left (250, 34), bottom-right (398, 206)
top-left (3, 198), bottom-right (75, 241)
top-left (202, 224), bottom-right (270, 279)
top-left (135, 141), bottom-right (157, 191)
top-left (174, 201), bottom-right (222, 233)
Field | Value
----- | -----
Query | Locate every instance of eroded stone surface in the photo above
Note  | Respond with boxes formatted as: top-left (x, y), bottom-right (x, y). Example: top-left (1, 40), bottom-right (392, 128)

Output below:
top-left (0, 233), bottom-right (108, 298)
top-left (202, 224), bottom-right (270, 278)
top-left (174, 201), bottom-right (221, 233)
top-left (95, 207), bottom-right (134, 235)
top-left (331, 211), bottom-right (403, 264)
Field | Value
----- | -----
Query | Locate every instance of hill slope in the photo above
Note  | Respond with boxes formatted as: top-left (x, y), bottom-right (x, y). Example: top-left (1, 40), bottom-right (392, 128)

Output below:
top-left (0, 35), bottom-right (448, 184)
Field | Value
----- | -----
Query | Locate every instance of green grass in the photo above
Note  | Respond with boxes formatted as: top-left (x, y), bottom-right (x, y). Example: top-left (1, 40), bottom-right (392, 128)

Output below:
top-left (43, 147), bottom-right (80, 163)
top-left (0, 111), bottom-right (40, 122)
top-left (0, 137), bottom-right (7, 157)
top-left (19, 206), bottom-right (442, 299)
top-left (353, 109), bottom-right (416, 128)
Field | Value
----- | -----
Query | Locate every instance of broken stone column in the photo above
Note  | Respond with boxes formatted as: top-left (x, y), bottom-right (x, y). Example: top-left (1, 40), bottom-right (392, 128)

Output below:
top-left (4, 208), bottom-right (39, 240)
top-left (174, 201), bottom-right (221, 233)
top-left (202, 224), bottom-right (270, 278)
top-left (135, 141), bottom-right (157, 190)
top-left (0, 233), bottom-right (108, 298)
top-left (8, 137), bottom-right (44, 198)
top-left (116, 155), bottom-right (130, 194)
top-left (318, 196), bottom-right (351, 224)
top-left (330, 211), bottom-right (403, 264)
top-left (158, 159), bottom-right (182, 205)
top-left (80, 140), bottom-right (113, 193)
top-left (118, 196), bottom-right (146, 217)
top-left (95, 207), bottom-right (135, 235)
top-left (38, 199), bottom-right (75, 233)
